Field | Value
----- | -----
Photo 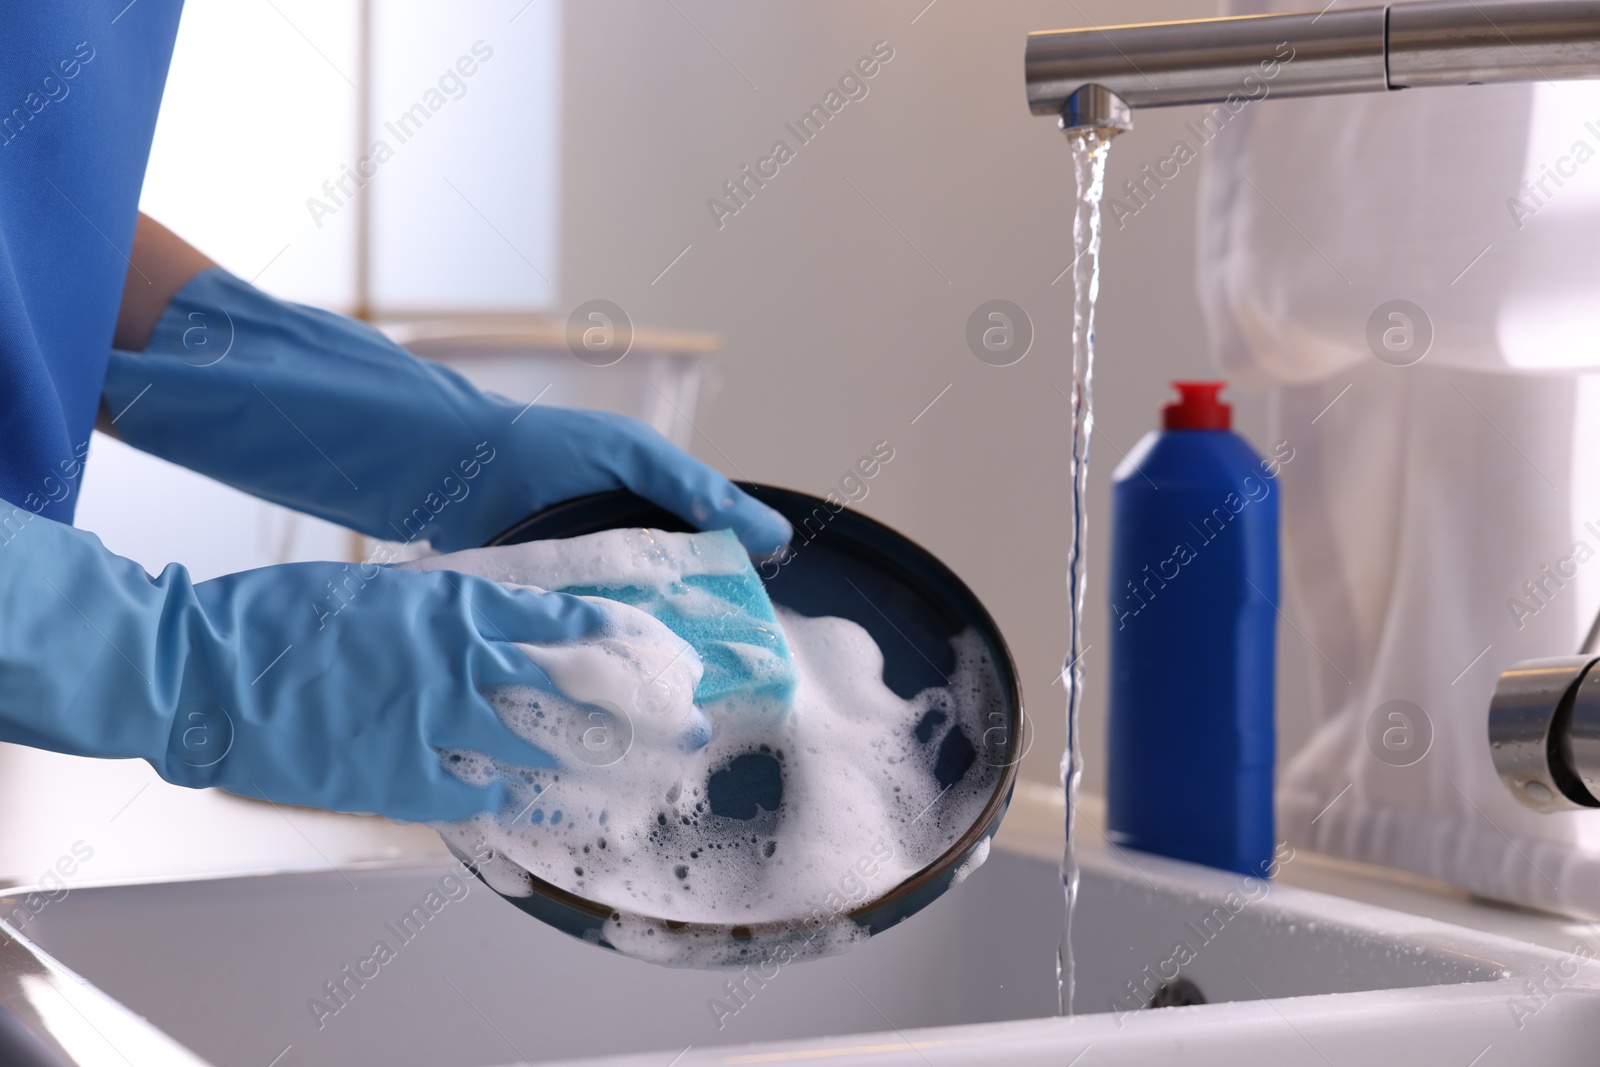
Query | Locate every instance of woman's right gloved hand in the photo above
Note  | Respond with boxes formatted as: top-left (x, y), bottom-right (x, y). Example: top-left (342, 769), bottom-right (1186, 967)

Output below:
top-left (0, 512), bottom-right (605, 822)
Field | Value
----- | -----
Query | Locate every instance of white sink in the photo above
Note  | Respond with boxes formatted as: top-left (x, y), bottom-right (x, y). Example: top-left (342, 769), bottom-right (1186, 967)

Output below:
top-left (2, 786), bottom-right (1597, 1066)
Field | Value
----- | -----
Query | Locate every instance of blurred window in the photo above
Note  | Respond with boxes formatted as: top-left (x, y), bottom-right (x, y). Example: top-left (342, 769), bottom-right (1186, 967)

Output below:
top-left (138, 0), bottom-right (562, 316)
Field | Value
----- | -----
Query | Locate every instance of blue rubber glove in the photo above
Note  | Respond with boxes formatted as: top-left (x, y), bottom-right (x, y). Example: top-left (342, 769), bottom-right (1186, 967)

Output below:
top-left (100, 268), bottom-right (792, 556)
top-left (0, 512), bottom-right (606, 822)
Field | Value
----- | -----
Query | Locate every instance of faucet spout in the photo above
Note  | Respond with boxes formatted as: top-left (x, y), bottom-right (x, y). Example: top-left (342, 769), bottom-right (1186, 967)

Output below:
top-left (1029, 1), bottom-right (1600, 134)
top-left (1060, 84), bottom-right (1133, 139)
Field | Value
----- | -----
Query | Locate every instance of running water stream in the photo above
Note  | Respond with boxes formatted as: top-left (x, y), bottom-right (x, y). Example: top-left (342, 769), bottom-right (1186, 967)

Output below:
top-left (1058, 127), bottom-right (1112, 1017)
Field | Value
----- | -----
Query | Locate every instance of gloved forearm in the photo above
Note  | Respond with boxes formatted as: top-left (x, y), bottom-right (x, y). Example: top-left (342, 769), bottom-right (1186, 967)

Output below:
top-left (0, 508), bottom-right (606, 821)
top-left (103, 268), bottom-right (520, 550)
top-left (102, 268), bottom-right (791, 554)
top-left (0, 512), bottom-right (178, 765)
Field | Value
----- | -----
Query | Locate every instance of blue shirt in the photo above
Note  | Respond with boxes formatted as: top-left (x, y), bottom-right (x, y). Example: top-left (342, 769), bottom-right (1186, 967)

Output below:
top-left (1, 1), bottom-right (183, 522)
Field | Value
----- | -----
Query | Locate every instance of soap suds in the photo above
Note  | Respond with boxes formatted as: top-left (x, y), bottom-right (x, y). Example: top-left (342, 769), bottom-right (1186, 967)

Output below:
top-left (949, 835), bottom-right (991, 887)
top-left (404, 527), bottom-right (755, 590)
top-left (415, 530), bottom-right (1005, 967)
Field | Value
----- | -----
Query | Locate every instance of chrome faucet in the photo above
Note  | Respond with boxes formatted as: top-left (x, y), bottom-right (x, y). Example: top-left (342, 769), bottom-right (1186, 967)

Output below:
top-left (1026, 0), bottom-right (1600, 137)
top-left (1490, 613), bottom-right (1600, 813)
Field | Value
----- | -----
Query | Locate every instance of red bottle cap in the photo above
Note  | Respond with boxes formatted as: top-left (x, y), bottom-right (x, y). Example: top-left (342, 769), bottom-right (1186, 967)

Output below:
top-left (1163, 381), bottom-right (1231, 430)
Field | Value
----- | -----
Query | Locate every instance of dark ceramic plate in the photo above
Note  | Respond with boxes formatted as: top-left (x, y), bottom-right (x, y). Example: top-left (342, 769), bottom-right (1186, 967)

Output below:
top-left (460, 484), bottom-right (1024, 960)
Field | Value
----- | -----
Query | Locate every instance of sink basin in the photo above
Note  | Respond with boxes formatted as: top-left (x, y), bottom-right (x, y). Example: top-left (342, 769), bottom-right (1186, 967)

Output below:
top-left (2, 787), bottom-right (1597, 1066)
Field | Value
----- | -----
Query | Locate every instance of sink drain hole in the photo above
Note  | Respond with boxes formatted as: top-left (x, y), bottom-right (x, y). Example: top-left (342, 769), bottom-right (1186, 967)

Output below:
top-left (1149, 977), bottom-right (1207, 1009)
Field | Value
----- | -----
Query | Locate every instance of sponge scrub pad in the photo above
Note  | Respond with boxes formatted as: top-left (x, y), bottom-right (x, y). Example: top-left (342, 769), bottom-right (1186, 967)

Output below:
top-left (402, 528), bottom-right (794, 706)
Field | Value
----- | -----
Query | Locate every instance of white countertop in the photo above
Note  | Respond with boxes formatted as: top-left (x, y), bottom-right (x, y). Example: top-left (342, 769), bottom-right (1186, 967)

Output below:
top-left (996, 780), bottom-right (1600, 957)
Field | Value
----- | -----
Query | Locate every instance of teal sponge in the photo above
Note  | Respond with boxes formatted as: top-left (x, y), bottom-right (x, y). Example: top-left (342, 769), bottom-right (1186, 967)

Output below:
top-left (409, 528), bottom-right (794, 706)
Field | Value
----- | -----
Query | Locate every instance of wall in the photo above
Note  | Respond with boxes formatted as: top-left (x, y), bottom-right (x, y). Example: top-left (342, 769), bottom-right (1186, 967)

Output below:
top-left (554, 0), bottom-right (1311, 795)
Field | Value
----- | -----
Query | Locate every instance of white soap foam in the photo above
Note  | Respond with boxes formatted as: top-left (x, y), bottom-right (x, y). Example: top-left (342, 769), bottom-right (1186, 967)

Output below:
top-left (513, 597), bottom-right (710, 750)
top-left (402, 527), bottom-right (753, 590)
top-left (949, 835), bottom-right (991, 887)
top-left (417, 531), bottom-right (1005, 968)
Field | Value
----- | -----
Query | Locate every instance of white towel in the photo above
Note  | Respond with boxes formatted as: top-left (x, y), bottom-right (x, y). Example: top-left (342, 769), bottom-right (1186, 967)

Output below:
top-left (1201, 0), bottom-right (1600, 915)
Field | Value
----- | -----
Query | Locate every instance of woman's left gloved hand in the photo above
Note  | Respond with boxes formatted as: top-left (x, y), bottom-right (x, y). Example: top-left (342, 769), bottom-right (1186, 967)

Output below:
top-left (102, 268), bottom-right (792, 555)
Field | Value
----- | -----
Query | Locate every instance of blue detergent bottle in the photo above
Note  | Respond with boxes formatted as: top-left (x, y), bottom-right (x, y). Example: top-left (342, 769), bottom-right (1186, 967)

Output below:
top-left (1106, 381), bottom-right (1281, 877)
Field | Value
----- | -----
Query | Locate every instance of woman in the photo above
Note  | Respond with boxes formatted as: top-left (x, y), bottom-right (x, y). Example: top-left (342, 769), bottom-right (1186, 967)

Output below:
top-left (0, 3), bottom-right (790, 823)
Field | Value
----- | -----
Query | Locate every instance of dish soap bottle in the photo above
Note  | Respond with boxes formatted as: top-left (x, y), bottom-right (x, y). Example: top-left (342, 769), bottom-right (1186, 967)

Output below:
top-left (1106, 381), bottom-right (1281, 877)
